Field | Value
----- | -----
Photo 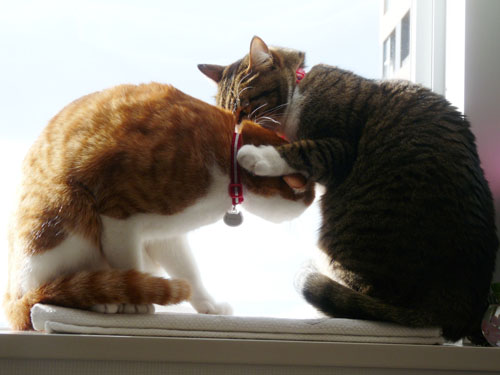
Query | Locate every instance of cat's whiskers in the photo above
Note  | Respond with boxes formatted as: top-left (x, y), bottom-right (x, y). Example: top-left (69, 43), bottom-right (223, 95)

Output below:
top-left (235, 71), bottom-right (253, 101)
top-left (237, 71), bottom-right (253, 89)
top-left (237, 86), bottom-right (253, 97)
top-left (258, 116), bottom-right (281, 125)
top-left (231, 71), bottom-right (256, 115)
top-left (252, 102), bottom-right (289, 130)
top-left (255, 116), bottom-right (282, 131)
top-left (249, 103), bottom-right (268, 119)
top-left (258, 102), bottom-right (289, 117)
top-left (234, 86), bottom-right (254, 112)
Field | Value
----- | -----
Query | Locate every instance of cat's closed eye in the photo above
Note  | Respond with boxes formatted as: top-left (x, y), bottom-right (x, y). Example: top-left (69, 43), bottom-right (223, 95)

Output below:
top-left (236, 101), bottom-right (251, 122)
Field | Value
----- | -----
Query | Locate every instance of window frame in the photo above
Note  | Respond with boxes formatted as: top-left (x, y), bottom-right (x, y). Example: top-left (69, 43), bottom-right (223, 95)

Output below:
top-left (1, 330), bottom-right (500, 373)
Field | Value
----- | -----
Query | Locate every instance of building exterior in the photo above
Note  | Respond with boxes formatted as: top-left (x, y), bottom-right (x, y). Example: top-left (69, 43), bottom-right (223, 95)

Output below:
top-left (380, 0), bottom-right (446, 96)
top-left (381, 0), bottom-right (411, 80)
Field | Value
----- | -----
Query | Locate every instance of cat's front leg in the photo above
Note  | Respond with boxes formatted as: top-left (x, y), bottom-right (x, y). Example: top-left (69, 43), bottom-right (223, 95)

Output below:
top-left (240, 138), bottom-right (356, 186)
top-left (146, 236), bottom-right (232, 315)
top-left (237, 145), bottom-right (299, 176)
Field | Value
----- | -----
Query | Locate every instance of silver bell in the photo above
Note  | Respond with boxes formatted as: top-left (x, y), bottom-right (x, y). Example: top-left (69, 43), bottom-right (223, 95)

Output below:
top-left (223, 207), bottom-right (243, 227)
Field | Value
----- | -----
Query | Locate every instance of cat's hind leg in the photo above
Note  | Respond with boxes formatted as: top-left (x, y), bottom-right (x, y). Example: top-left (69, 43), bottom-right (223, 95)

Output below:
top-left (99, 216), bottom-right (164, 315)
top-left (146, 235), bottom-right (232, 315)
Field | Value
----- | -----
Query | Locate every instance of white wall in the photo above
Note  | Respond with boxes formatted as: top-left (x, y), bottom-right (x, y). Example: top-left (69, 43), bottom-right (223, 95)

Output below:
top-left (464, 0), bottom-right (500, 282)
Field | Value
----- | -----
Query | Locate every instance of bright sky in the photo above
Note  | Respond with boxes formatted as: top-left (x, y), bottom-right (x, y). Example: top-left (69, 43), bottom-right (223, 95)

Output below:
top-left (0, 0), bottom-right (381, 324)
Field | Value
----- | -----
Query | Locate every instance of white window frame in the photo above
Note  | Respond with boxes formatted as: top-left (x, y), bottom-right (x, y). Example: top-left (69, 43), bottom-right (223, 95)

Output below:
top-left (445, 0), bottom-right (465, 113)
top-left (1, 330), bottom-right (499, 374)
top-left (410, 0), bottom-right (447, 95)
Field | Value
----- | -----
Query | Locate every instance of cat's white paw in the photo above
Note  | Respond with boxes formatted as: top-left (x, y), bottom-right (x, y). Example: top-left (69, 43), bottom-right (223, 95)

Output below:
top-left (90, 303), bottom-right (155, 314)
top-left (120, 303), bottom-right (155, 314)
top-left (237, 145), bottom-right (295, 176)
top-left (191, 298), bottom-right (233, 315)
top-left (91, 303), bottom-right (121, 314)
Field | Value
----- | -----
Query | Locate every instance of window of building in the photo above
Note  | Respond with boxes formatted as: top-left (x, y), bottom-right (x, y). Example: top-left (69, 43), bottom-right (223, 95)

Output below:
top-left (400, 11), bottom-right (410, 66)
top-left (383, 30), bottom-right (396, 78)
top-left (380, 0), bottom-right (445, 95)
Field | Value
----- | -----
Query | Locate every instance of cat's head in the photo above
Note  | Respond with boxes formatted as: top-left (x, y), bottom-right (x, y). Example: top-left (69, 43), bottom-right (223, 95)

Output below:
top-left (198, 36), bottom-right (305, 135)
top-left (238, 119), bottom-right (315, 223)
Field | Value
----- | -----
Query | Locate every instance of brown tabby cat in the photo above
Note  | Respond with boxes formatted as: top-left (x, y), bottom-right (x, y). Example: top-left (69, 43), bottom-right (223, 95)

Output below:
top-left (4, 82), bottom-right (314, 330)
top-left (199, 36), bottom-right (499, 343)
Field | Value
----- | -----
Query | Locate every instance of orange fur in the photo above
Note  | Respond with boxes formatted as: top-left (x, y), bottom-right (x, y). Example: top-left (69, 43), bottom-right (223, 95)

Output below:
top-left (4, 270), bottom-right (190, 330)
top-left (4, 83), bottom-right (314, 330)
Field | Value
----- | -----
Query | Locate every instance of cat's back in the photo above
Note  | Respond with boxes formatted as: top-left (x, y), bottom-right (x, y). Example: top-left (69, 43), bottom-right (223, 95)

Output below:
top-left (357, 80), bottom-right (484, 191)
top-left (24, 83), bottom-right (178, 177)
top-left (23, 82), bottom-right (233, 187)
top-left (13, 83), bottom-right (235, 245)
top-left (326, 76), bottom-right (497, 277)
top-left (30, 83), bottom-right (228, 163)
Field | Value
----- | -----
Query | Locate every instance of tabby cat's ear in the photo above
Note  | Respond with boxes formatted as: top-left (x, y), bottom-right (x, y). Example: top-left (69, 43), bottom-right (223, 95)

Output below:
top-left (249, 36), bottom-right (273, 71)
top-left (198, 64), bottom-right (225, 83)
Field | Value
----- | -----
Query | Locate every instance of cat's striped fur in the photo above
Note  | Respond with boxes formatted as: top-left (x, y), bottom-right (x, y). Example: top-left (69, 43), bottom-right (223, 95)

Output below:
top-left (4, 82), bottom-right (314, 330)
top-left (199, 36), bottom-right (498, 343)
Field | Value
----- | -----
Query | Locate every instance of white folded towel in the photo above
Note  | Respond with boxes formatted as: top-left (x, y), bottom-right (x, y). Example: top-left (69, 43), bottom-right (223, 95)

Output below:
top-left (31, 304), bottom-right (443, 344)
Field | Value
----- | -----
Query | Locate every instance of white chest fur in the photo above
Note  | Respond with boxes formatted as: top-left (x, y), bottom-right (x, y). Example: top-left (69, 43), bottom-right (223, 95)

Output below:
top-left (100, 167), bottom-right (231, 270)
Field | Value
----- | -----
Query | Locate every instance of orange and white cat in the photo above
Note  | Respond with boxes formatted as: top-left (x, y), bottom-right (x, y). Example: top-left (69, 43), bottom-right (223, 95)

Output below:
top-left (4, 83), bottom-right (314, 330)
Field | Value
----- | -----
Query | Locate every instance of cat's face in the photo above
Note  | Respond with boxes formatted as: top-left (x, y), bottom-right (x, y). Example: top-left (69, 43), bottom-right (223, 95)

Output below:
top-left (199, 36), bottom-right (305, 135)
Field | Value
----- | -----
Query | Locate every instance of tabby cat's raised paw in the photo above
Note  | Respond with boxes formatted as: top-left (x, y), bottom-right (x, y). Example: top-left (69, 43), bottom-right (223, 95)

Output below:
top-left (237, 145), bottom-right (296, 176)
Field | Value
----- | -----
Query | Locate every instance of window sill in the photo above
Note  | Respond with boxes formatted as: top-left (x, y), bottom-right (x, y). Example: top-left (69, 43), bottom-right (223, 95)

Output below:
top-left (1, 330), bottom-right (499, 374)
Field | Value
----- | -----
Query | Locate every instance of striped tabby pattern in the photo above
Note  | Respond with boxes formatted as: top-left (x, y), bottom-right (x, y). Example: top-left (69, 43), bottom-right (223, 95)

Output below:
top-left (199, 36), bottom-right (498, 343)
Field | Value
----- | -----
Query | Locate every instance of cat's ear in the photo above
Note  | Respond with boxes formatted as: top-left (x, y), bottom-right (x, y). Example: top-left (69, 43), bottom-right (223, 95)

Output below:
top-left (198, 64), bottom-right (225, 83)
top-left (249, 36), bottom-right (273, 71)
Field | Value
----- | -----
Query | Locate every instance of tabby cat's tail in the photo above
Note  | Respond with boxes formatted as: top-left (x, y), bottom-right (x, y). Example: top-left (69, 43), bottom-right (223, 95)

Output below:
top-left (3, 269), bottom-right (191, 330)
top-left (303, 272), bottom-right (488, 344)
top-left (302, 272), bottom-right (433, 324)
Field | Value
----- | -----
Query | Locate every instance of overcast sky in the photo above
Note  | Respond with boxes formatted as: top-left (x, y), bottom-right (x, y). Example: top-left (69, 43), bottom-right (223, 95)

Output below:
top-left (0, 0), bottom-right (380, 142)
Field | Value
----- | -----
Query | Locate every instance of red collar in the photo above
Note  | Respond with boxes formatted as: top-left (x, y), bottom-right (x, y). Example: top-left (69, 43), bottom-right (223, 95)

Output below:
top-left (229, 125), bottom-right (244, 206)
top-left (223, 125), bottom-right (244, 227)
top-left (296, 68), bottom-right (306, 84)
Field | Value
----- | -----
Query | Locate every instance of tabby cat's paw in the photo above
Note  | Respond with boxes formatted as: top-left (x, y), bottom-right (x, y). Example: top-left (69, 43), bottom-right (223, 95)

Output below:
top-left (237, 145), bottom-right (295, 176)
